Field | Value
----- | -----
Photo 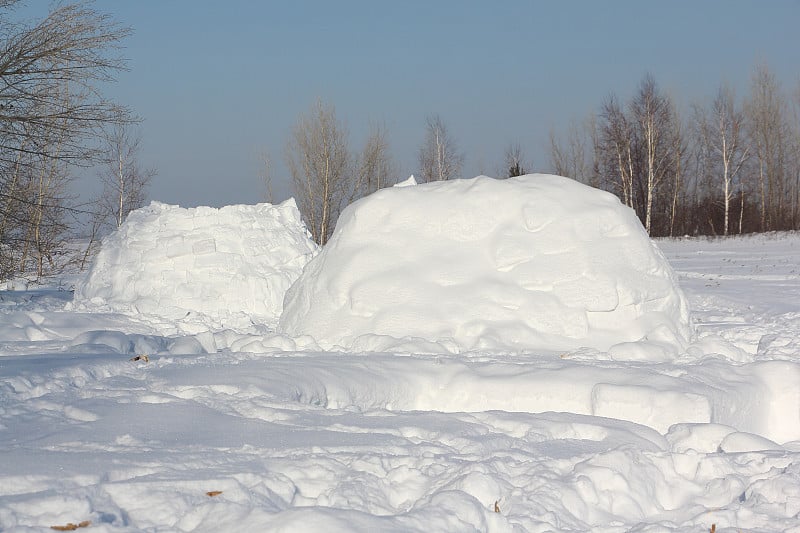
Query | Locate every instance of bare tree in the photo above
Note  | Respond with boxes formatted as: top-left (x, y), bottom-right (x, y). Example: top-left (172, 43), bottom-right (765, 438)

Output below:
top-left (0, 79), bottom-right (79, 278)
top-left (285, 100), bottom-right (350, 245)
top-left (354, 121), bottom-right (394, 197)
top-left (79, 125), bottom-right (153, 270)
top-left (665, 107), bottom-right (687, 237)
top-left (504, 143), bottom-right (527, 178)
top-left (596, 94), bottom-right (636, 209)
top-left (549, 116), bottom-right (595, 185)
top-left (591, 76), bottom-right (681, 235)
top-left (791, 82), bottom-right (800, 227)
top-left (257, 149), bottom-right (274, 203)
top-left (98, 125), bottom-right (155, 229)
top-left (0, 1), bottom-right (133, 279)
top-left (630, 74), bottom-right (678, 234)
top-left (549, 128), bottom-right (570, 178)
top-left (17, 129), bottom-right (72, 277)
top-left (745, 63), bottom-right (791, 231)
top-left (0, 2), bottom-right (132, 167)
top-left (418, 114), bottom-right (463, 182)
top-left (80, 201), bottom-right (104, 272)
top-left (694, 85), bottom-right (750, 235)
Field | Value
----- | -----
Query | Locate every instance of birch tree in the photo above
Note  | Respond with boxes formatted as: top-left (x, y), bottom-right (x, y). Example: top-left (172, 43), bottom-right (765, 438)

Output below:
top-left (597, 94), bottom-right (635, 209)
top-left (354, 121), bottom-right (394, 197)
top-left (0, 80), bottom-right (77, 278)
top-left (745, 63), bottom-right (790, 231)
top-left (592, 77), bottom-right (681, 235)
top-left (667, 109), bottom-right (687, 237)
top-left (285, 100), bottom-right (350, 245)
top-left (418, 114), bottom-right (463, 182)
top-left (630, 74), bottom-right (677, 234)
top-left (695, 85), bottom-right (749, 235)
top-left (98, 125), bottom-right (155, 229)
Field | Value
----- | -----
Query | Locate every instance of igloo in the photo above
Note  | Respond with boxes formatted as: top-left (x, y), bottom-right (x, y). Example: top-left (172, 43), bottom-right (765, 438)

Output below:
top-left (74, 199), bottom-right (318, 333)
top-left (278, 174), bottom-right (692, 358)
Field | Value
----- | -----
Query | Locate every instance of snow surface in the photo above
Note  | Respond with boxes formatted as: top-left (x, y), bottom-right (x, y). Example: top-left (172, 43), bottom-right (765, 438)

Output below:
top-left (2, 179), bottom-right (800, 531)
top-left (280, 175), bottom-right (692, 358)
top-left (72, 200), bottom-right (318, 334)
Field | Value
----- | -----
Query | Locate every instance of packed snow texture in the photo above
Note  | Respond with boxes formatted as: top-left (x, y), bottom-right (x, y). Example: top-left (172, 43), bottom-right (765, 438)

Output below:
top-left (3, 227), bottom-right (800, 531)
top-left (73, 200), bottom-right (318, 333)
top-left (280, 174), bottom-right (692, 357)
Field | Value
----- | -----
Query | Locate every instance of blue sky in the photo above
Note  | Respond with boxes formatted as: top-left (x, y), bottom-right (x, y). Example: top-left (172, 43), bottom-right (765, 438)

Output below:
top-left (31, 1), bottom-right (800, 207)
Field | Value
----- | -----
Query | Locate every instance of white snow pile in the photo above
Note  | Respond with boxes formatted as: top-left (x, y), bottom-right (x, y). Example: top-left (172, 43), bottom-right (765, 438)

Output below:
top-left (280, 174), bottom-right (692, 358)
top-left (73, 200), bottom-right (318, 333)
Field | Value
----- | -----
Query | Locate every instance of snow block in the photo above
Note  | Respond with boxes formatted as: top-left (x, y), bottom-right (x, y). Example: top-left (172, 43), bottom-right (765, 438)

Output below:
top-left (279, 174), bottom-right (692, 357)
top-left (74, 200), bottom-right (318, 333)
top-left (592, 383), bottom-right (711, 433)
top-left (749, 361), bottom-right (800, 443)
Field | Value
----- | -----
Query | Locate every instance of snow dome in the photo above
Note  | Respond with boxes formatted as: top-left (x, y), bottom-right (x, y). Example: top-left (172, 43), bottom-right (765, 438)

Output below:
top-left (74, 200), bottom-right (318, 333)
top-left (279, 174), bottom-right (692, 358)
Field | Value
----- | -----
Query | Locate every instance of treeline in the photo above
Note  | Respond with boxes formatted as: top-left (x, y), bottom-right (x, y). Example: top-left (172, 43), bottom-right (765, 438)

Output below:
top-left (549, 66), bottom-right (800, 237)
top-left (0, 2), bottom-right (152, 282)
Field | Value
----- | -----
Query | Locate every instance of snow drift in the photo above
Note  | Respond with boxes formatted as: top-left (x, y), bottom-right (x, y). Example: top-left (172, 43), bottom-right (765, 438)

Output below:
top-left (280, 174), bottom-right (692, 356)
top-left (74, 200), bottom-right (318, 333)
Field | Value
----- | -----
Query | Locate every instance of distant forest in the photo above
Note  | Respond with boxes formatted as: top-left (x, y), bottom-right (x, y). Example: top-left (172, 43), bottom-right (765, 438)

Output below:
top-left (548, 66), bottom-right (800, 238)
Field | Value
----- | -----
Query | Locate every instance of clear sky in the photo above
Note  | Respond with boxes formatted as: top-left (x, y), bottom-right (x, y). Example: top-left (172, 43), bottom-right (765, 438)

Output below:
top-left (35, 1), bottom-right (800, 207)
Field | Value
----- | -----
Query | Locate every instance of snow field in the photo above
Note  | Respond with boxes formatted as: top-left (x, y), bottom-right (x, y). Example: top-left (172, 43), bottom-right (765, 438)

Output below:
top-left (659, 234), bottom-right (800, 362)
top-left (2, 345), bottom-right (800, 531)
top-left (72, 200), bottom-right (318, 334)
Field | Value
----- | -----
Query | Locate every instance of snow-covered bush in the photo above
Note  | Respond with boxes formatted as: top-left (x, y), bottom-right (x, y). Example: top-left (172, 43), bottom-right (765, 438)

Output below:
top-left (279, 174), bottom-right (692, 358)
top-left (73, 199), bottom-right (318, 333)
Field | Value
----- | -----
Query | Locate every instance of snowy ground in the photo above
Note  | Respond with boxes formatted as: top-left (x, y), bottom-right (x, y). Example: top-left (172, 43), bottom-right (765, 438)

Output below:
top-left (2, 233), bottom-right (800, 532)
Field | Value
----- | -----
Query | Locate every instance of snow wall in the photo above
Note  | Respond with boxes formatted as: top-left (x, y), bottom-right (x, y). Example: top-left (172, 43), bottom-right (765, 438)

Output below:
top-left (74, 200), bottom-right (318, 333)
top-left (279, 174), bottom-right (693, 358)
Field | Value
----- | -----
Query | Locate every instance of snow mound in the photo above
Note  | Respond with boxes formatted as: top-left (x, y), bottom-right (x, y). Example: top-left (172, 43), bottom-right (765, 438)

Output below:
top-left (279, 174), bottom-right (692, 357)
top-left (74, 200), bottom-right (318, 333)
